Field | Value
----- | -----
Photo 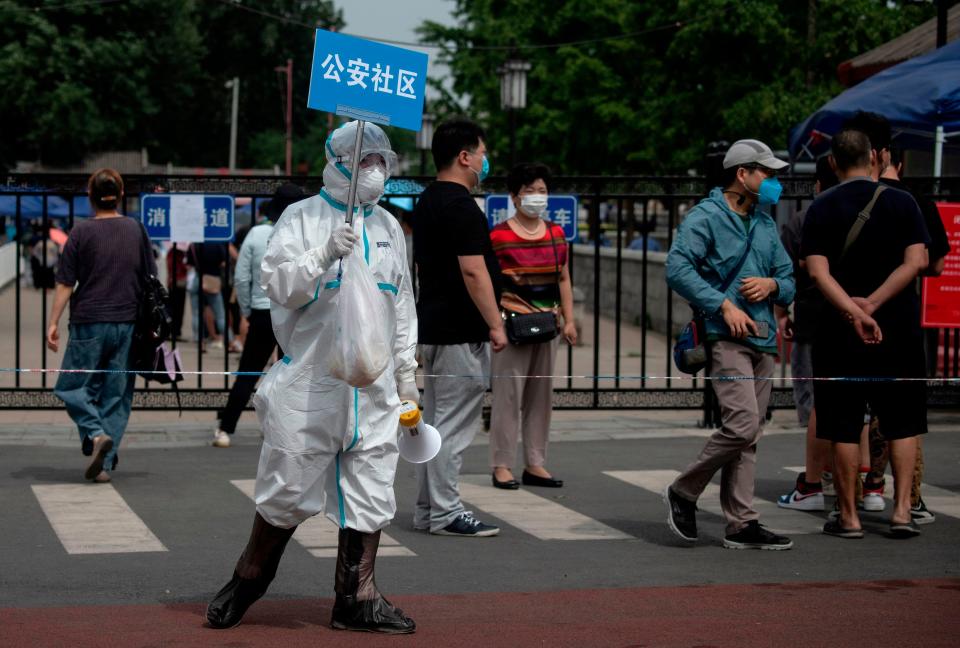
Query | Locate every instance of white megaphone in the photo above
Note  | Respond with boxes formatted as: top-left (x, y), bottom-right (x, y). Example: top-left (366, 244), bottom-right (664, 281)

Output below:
top-left (398, 400), bottom-right (441, 464)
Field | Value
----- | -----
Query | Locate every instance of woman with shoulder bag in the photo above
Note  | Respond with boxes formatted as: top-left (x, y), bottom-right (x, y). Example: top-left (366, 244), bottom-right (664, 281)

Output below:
top-left (488, 163), bottom-right (577, 490)
top-left (46, 169), bottom-right (155, 482)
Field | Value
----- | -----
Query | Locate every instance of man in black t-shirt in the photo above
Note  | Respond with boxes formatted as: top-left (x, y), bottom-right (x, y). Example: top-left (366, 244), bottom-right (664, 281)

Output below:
top-left (411, 118), bottom-right (505, 537)
top-left (801, 129), bottom-right (929, 540)
top-left (844, 111), bottom-right (950, 526)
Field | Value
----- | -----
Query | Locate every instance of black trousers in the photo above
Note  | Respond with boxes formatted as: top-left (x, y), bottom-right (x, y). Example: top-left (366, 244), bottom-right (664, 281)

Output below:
top-left (218, 309), bottom-right (281, 434)
top-left (168, 285), bottom-right (187, 340)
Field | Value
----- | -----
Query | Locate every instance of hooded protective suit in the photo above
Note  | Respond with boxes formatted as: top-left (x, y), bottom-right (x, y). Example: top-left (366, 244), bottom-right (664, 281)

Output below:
top-left (251, 122), bottom-right (417, 533)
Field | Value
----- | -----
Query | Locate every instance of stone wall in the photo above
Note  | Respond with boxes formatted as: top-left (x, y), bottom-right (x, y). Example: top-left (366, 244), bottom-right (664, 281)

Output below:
top-left (571, 244), bottom-right (692, 335)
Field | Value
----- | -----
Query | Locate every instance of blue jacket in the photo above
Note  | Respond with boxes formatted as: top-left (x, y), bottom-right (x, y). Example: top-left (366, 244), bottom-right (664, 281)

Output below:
top-left (666, 188), bottom-right (795, 353)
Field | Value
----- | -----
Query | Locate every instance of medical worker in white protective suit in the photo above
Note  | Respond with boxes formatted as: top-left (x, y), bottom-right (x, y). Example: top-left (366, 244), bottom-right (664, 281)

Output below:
top-left (207, 121), bottom-right (418, 635)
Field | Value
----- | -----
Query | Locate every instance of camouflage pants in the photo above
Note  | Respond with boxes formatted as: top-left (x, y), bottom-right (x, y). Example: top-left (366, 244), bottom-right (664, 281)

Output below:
top-left (866, 416), bottom-right (923, 507)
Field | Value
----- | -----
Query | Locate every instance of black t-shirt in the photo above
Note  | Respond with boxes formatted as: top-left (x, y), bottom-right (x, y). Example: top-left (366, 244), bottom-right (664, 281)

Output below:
top-left (801, 178), bottom-right (930, 343)
top-left (188, 242), bottom-right (227, 277)
top-left (413, 181), bottom-right (502, 344)
top-left (56, 216), bottom-right (155, 324)
top-left (880, 177), bottom-right (951, 262)
top-left (780, 208), bottom-right (824, 342)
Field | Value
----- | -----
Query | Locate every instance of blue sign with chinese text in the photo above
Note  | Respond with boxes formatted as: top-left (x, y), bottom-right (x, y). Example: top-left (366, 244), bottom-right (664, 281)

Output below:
top-left (307, 29), bottom-right (429, 132)
top-left (140, 194), bottom-right (234, 242)
top-left (484, 195), bottom-right (579, 242)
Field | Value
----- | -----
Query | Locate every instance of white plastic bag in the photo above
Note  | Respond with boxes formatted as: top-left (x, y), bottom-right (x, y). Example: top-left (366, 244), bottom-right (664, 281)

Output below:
top-left (328, 243), bottom-right (391, 387)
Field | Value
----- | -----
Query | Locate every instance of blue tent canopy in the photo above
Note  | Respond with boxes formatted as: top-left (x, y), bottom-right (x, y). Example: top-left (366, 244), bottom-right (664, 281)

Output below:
top-left (789, 39), bottom-right (960, 163)
top-left (0, 195), bottom-right (93, 219)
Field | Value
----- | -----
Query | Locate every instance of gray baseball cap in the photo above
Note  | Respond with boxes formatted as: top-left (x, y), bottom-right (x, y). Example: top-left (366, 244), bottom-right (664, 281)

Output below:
top-left (722, 139), bottom-right (789, 170)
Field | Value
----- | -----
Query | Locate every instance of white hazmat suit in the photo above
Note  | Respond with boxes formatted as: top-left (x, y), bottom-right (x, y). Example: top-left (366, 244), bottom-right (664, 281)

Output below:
top-left (252, 122), bottom-right (417, 533)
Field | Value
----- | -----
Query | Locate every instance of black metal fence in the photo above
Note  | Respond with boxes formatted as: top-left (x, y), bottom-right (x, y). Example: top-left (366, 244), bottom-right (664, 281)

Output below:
top-left (1, 172), bottom-right (957, 415)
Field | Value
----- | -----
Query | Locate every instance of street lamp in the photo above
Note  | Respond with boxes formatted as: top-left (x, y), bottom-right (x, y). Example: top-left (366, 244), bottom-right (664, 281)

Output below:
top-left (274, 59), bottom-right (293, 176)
top-left (416, 113), bottom-right (435, 175)
top-left (225, 77), bottom-right (240, 172)
top-left (498, 59), bottom-right (531, 166)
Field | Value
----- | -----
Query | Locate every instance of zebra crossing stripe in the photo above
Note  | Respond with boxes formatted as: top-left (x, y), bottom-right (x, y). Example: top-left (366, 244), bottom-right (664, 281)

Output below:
top-left (458, 475), bottom-right (632, 541)
top-left (604, 469), bottom-right (823, 535)
top-left (31, 484), bottom-right (167, 554)
top-left (230, 480), bottom-right (415, 558)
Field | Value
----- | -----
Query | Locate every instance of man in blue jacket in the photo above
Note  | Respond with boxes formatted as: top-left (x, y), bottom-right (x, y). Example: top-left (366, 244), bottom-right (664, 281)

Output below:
top-left (664, 139), bottom-right (796, 550)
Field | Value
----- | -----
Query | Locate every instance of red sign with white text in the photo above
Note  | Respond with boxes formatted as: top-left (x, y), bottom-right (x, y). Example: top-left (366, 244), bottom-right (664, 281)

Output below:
top-left (921, 203), bottom-right (960, 328)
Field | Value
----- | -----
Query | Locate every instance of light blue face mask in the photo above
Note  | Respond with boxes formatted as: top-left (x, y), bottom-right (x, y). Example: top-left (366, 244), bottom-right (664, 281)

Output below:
top-left (757, 177), bottom-right (782, 205)
top-left (472, 154), bottom-right (489, 184)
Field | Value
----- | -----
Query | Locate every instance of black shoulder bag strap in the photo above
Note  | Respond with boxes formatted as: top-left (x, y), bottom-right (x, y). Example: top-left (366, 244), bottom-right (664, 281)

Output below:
top-left (696, 220), bottom-right (757, 319)
top-left (135, 220), bottom-right (153, 289)
top-left (841, 184), bottom-right (887, 261)
top-left (548, 222), bottom-right (560, 294)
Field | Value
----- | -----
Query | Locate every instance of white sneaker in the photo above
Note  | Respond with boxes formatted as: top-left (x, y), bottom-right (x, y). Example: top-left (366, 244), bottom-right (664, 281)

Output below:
top-left (212, 430), bottom-right (231, 448)
top-left (209, 339), bottom-right (224, 350)
top-left (862, 492), bottom-right (885, 512)
top-left (777, 488), bottom-right (824, 511)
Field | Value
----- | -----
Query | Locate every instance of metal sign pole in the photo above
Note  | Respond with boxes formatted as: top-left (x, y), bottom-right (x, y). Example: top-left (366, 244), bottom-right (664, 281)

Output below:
top-left (344, 120), bottom-right (366, 225)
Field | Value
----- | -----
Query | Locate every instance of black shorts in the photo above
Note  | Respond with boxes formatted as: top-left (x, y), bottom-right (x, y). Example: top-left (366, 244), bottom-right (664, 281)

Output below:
top-left (812, 337), bottom-right (927, 444)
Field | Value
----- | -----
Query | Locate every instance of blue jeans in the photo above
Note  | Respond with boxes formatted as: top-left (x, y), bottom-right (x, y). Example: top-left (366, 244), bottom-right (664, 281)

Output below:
top-left (54, 322), bottom-right (136, 473)
top-left (190, 289), bottom-right (225, 341)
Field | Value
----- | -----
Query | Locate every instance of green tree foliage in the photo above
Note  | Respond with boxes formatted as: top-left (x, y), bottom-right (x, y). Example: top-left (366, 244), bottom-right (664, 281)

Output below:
top-left (418, 0), bottom-right (935, 174)
top-left (0, 0), bottom-right (342, 170)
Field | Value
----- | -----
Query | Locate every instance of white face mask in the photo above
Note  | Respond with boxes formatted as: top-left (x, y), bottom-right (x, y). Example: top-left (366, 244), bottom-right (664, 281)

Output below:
top-left (519, 193), bottom-right (548, 217)
top-left (357, 166), bottom-right (386, 204)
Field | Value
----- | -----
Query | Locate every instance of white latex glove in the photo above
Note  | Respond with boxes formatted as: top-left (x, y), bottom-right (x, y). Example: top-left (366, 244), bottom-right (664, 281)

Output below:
top-left (317, 226), bottom-right (359, 268)
top-left (327, 226), bottom-right (360, 258)
top-left (398, 380), bottom-right (419, 405)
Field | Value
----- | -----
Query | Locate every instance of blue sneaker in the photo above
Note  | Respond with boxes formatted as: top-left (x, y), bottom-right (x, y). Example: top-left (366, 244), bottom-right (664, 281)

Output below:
top-left (431, 512), bottom-right (500, 537)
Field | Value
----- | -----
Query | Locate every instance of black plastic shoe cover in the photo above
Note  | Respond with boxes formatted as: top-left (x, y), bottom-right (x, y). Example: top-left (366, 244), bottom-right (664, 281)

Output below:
top-left (330, 528), bottom-right (415, 634)
top-left (206, 572), bottom-right (270, 629)
top-left (205, 512), bottom-right (295, 629)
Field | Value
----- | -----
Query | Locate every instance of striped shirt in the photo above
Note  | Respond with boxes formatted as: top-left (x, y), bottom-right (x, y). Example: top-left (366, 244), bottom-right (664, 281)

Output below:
top-left (490, 220), bottom-right (567, 313)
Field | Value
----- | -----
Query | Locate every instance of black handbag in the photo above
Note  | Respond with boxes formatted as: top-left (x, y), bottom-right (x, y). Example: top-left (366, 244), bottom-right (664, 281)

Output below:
top-left (502, 225), bottom-right (561, 346)
top-left (504, 309), bottom-right (559, 345)
top-left (131, 222), bottom-right (175, 380)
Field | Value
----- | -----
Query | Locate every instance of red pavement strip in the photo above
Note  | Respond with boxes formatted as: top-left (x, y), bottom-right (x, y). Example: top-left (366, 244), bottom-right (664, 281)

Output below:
top-left (2, 579), bottom-right (959, 648)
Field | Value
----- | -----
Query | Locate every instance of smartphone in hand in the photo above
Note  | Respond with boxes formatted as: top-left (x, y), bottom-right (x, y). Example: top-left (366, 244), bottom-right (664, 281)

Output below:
top-left (750, 321), bottom-right (770, 339)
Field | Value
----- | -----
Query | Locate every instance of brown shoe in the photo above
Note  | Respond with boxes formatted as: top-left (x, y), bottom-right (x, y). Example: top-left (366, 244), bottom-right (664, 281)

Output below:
top-left (85, 435), bottom-right (114, 480)
top-left (93, 471), bottom-right (111, 483)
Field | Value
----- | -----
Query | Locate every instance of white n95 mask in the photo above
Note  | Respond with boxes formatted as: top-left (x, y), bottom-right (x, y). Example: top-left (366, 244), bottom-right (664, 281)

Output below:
top-left (519, 194), bottom-right (548, 217)
top-left (357, 166), bottom-right (386, 204)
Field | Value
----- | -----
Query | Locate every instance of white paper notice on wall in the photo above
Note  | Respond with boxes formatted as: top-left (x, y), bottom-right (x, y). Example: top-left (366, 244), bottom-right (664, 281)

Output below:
top-left (170, 195), bottom-right (205, 242)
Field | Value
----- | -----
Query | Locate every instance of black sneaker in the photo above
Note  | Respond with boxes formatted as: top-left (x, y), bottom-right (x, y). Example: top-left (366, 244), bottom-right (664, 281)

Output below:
top-left (910, 497), bottom-right (936, 525)
top-left (431, 512), bottom-right (500, 537)
top-left (663, 485), bottom-right (697, 542)
top-left (723, 520), bottom-right (793, 550)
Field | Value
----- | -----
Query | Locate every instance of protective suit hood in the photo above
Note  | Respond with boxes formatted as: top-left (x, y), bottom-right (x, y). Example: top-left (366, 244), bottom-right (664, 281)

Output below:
top-left (323, 121), bottom-right (399, 205)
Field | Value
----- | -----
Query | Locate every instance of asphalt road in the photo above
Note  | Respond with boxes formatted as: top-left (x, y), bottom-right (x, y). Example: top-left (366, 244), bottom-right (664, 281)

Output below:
top-left (2, 419), bottom-right (959, 646)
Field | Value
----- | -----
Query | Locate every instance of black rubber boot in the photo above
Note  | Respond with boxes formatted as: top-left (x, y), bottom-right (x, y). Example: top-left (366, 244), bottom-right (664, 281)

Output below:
top-left (330, 528), bottom-right (416, 634)
top-left (206, 512), bottom-right (296, 629)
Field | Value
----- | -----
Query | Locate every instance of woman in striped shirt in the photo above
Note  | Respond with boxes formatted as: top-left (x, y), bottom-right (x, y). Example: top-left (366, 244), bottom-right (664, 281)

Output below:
top-left (489, 163), bottom-right (577, 490)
